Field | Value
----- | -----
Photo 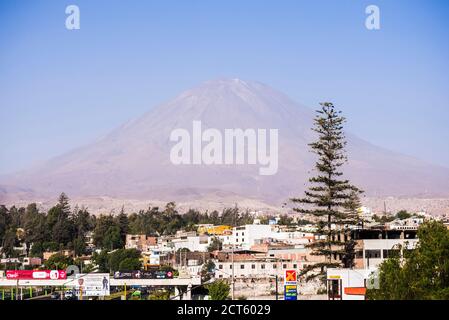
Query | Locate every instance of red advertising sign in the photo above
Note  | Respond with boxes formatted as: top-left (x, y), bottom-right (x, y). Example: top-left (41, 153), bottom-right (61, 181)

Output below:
top-left (6, 270), bottom-right (67, 280)
top-left (284, 270), bottom-right (297, 284)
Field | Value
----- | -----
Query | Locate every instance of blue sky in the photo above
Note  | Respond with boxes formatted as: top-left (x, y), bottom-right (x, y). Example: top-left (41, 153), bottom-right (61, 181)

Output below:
top-left (0, 0), bottom-right (448, 174)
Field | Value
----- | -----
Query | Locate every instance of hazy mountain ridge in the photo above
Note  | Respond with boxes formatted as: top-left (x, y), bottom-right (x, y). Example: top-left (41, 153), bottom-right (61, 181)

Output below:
top-left (1, 78), bottom-right (449, 210)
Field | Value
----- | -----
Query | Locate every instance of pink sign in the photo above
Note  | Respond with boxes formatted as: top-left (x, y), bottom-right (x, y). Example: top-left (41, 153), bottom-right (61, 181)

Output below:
top-left (6, 270), bottom-right (67, 280)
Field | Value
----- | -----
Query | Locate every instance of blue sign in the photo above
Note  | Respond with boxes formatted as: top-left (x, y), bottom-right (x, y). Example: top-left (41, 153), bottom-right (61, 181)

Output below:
top-left (284, 285), bottom-right (297, 301)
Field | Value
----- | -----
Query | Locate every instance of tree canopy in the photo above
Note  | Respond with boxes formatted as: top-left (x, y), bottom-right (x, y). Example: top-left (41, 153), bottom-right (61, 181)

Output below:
top-left (367, 221), bottom-right (449, 300)
top-left (206, 280), bottom-right (230, 300)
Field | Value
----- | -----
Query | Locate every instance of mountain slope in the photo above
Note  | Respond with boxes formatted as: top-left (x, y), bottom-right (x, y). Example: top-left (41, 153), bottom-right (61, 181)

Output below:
top-left (2, 78), bottom-right (449, 204)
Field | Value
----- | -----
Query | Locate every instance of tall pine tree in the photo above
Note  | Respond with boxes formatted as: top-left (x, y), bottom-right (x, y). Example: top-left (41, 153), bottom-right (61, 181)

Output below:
top-left (291, 102), bottom-right (363, 281)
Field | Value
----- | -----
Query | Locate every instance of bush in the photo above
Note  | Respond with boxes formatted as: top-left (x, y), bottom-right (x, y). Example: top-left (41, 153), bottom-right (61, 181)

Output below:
top-left (148, 290), bottom-right (170, 300)
top-left (206, 280), bottom-right (230, 300)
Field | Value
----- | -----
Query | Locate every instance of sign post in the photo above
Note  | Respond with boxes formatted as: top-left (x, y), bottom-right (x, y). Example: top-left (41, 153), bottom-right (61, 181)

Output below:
top-left (75, 273), bottom-right (110, 298)
top-left (283, 270), bottom-right (298, 301)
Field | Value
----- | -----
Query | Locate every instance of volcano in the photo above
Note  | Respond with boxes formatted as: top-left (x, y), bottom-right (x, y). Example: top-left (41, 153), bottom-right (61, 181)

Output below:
top-left (2, 78), bottom-right (449, 206)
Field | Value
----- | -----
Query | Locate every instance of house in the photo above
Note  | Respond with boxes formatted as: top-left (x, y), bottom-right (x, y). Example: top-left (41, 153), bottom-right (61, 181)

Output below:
top-left (22, 257), bottom-right (42, 267)
top-left (352, 228), bottom-right (418, 269)
top-left (125, 234), bottom-right (158, 252)
top-left (43, 250), bottom-right (75, 261)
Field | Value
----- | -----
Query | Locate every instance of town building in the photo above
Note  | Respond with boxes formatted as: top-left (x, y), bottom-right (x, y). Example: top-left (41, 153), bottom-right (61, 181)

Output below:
top-left (232, 224), bottom-right (273, 250)
top-left (125, 234), bottom-right (158, 252)
top-left (352, 228), bottom-right (418, 269)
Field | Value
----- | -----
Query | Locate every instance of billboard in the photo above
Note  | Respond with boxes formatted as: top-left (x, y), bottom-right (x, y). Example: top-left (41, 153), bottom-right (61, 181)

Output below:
top-left (75, 273), bottom-right (110, 297)
top-left (113, 270), bottom-right (173, 279)
top-left (6, 270), bottom-right (67, 280)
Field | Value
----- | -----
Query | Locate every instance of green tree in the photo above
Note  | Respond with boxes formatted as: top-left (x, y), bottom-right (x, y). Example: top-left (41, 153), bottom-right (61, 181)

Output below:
top-left (207, 237), bottom-right (223, 252)
top-left (108, 249), bottom-right (141, 272)
top-left (341, 190), bottom-right (364, 268)
top-left (44, 253), bottom-right (74, 270)
top-left (291, 102), bottom-right (363, 281)
top-left (30, 242), bottom-right (44, 258)
top-left (73, 236), bottom-right (86, 256)
top-left (103, 225), bottom-right (123, 250)
top-left (93, 215), bottom-right (123, 250)
top-left (116, 206), bottom-right (129, 242)
top-left (372, 214), bottom-right (394, 224)
top-left (206, 280), bottom-right (230, 300)
top-left (119, 257), bottom-right (142, 271)
top-left (278, 214), bottom-right (294, 226)
top-left (200, 260), bottom-right (216, 282)
top-left (72, 206), bottom-right (95, 239)
top-left (368, 221), bottom-right (449, 300)
top-left (0, 205), bottom-right (9, 241)
top-left (46, 193), bottom-right (73, 245)
top-left (24, 204), bottom-right (49, 254)
top-left (396, 210), bottom-right (412, 220)
top-left (92, 250), bottom-right (109, 273)
top-left (1, 229), bottom-right (18, 258)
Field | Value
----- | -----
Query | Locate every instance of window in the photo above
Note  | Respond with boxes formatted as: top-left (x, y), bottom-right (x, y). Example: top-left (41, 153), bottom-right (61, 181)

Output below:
top-left (365, 250), bottom-right (381, 259)
top-left (383, 249), bottom-right (400, 258)
top-left (242, 232), bottom-right (245, 236)
top-left (356, 250), bottom-right (363, 259)
top-left (240, 264), bottom-right (245, 269)
top-left (283, 264), bottom-right (287, 269)
top-left (251, 264), bottom-right (255, 269)
top-left (293, 264), bottom-right (297, 269)
top-left (219, 264), bottom-right (223, 269)
top-left (242, 238), bottom-right (245, 242)
top-left (229, 265), bottom-right (233, 269)
top-left (273, 264), bottom-right (277, 269)
top-left (261, 264), bottom-right (265, 269)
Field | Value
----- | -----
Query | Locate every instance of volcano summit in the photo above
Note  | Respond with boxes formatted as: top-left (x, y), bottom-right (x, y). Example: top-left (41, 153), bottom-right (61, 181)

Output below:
top-left (2, 78), bottom-right (449, 206)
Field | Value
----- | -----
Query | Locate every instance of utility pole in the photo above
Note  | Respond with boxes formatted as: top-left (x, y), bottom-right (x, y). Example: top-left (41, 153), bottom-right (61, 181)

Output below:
top-left (275, 275), bottom-right (278, 300)
top-left (231, 203), bottom-right (237, 300)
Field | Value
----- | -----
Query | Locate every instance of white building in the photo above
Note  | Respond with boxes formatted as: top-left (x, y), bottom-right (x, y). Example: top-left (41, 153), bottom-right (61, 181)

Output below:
top-left (232, 224), bottom-right (273, 250)
top-left (172, 235), bottom-right (211, 252)
top-left (356, 238), bottom-right (419, 269)
top-left (214, 260), bottom-right (299, 279)
top-left (270, 231), bottom-right (314, 245)
top-left (388, 217), bottom-right (424, 231)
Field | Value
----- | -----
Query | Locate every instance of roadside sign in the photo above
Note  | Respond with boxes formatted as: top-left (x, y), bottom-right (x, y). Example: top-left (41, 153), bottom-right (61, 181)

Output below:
top-left (75, 273), bottom-right (110, 297)
top-left (284, 285), bottom-right (297, 301)
top-left (113, 270), bottom-right (174, 279)
top-left (6, 270), bottom-right (66, 280)
top-left (284, 269), bottom-right (297, 285)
